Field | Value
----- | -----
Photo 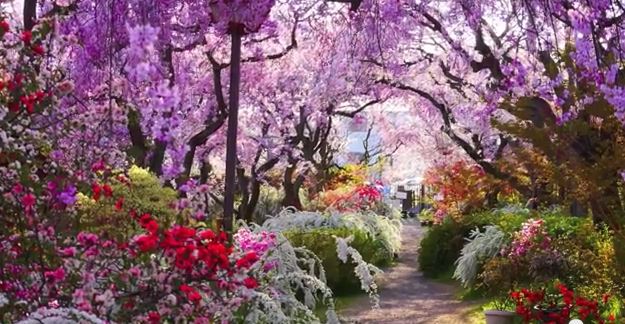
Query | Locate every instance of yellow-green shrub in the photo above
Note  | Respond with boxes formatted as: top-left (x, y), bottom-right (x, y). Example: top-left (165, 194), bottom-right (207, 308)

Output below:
top-left (77, 166), bottom-right (179, 239)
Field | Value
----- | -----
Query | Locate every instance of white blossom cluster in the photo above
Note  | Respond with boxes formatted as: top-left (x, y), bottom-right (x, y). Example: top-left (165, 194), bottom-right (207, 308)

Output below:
top-left (17, 307), bottom-right (105, 324)
top-left (237, 222), bottom-right (340, 323)
top-left (264, 208), bottom-right (402, 256)
top-left (336, 236), bottom-right (383, 307)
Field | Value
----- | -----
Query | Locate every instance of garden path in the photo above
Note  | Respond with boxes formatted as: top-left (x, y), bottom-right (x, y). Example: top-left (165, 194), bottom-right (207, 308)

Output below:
top-left (339, 219), bottom-right (478, 324)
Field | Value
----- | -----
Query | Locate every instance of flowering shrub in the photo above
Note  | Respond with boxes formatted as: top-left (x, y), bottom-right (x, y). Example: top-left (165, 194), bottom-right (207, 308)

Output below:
top-left (2, 197), bottom-right (285, 322)
top-left (3, 213), bottom-right (234, 321)
top-left (325, 164), bottom-right (368, 191)
top-left (313, 183), bottom-right (383, 212)
top-left (3, 192), bottom-right (371, 323)
top-left (77, 166), bottom-right (180, 239)
top-left (510, 283), bottom-right (617, 323)
top-left (309, 164), bottom-right (387, 213)
top-left (264, 208), bottom-right (401, 257)
top-left (453, 225), bottom-right (507, 287)
top-left (263, 209), bottom-right (400, 293)
top-left (506, 219), bottom-right (551, 258)
top-left (424, 160), bottom-right (515, 219)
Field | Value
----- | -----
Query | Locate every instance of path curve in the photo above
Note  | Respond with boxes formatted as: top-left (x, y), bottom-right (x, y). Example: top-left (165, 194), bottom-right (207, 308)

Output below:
top-left (339, 219), bottom-right (478, 324)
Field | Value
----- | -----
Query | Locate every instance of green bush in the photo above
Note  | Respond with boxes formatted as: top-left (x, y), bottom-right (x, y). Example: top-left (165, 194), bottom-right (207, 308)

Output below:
top-left (418, 207), bottom-right (528, 280)
top-left (418, 209), bottom-right (435, 222)
top-left (454, 205), bottom-right (625, 301)
top-left (418, 218), bottom-right (470, 277)
top-left (284, 227), bottom-right (393, 293)
top-left (263, 209), bottom-right (401, 293)
top-left (426, 205), bottom-right (597, 284)
top-left (552, 227), bottom-right (625, 299)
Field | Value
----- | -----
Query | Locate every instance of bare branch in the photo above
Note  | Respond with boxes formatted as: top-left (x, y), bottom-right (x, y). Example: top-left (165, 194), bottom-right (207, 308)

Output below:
top-left (334, 99), bottom-right (381, 118)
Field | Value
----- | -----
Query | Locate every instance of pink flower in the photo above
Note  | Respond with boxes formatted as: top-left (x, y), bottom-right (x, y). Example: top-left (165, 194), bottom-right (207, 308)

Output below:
top-left (59, 247), bottom-right (76, 257)
top-left (91, 160), bottom-right (106, 172)
top-left (128, 267), bottom-right (141, 277)
top-left (77, 232), bottom-right (99, 246)
top-left (44, 267), bottom-right (66, 283)
top-left (21, 193), bottom-right (36, 209)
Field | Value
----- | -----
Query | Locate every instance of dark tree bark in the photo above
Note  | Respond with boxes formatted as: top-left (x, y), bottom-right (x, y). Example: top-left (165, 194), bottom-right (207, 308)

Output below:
top-left (23, 0), bottom-right (37, 31)
top-left (282, 164), bottom-right (303, 210)
top-left (127, 109), bottom-right (148, 167)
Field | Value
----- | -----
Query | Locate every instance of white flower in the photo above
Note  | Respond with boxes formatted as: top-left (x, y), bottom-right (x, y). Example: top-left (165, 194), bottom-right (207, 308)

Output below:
top-left (17, 307), bottom-right (105, 324)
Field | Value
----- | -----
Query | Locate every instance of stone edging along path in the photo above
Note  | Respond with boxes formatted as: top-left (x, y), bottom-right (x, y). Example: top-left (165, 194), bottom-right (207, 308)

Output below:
top-left (339, 219), bottom-right (479, 324)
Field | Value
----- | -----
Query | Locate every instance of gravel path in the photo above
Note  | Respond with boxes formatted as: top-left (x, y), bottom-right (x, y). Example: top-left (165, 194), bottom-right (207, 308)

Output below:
top-left (339, 219), bottom-right (478, 324)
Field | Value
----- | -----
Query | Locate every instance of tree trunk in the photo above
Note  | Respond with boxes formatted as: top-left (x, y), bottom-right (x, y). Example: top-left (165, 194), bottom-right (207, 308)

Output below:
top-left (199, 161), bottom-right (212, 184)
top-left (485, 190), bottom-right (499, 208)
top-left (222, 30), bottom-right (243, 232)
top-left (23, 0), bottom-right (37, 31)
top-left (236, 167), bottom-right (250, 222)
top-left (243, 179), bottom-right (262, 222)
top-left (149, 140), bottom-right (167, 176)
top-left (127, 109), bottom-right (147, 167)
top-left (282, 165), bottom-right (303, 210)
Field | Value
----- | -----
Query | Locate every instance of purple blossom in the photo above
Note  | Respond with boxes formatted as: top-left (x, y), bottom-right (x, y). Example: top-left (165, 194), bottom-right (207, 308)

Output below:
top-left (58, 185), bottom-right (78, 206)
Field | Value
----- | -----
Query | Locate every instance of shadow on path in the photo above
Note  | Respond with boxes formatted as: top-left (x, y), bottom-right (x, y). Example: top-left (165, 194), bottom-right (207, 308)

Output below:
top-left (339, 219), bottom-right (479, 323)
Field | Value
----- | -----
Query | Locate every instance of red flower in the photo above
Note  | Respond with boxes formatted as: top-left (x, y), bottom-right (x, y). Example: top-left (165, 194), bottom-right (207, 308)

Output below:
top-left (8, 101), bottom-right (19, 112)
top-left (199, 229), bottom-right (216, 241)
top-left (180, 284), bottom-right (202, 304)
top-left (114, 197), bottom-right (124, 211)
top-left (187, 290), bottom-right (202, 304)
top-left (34, 90), bottom-right (45, 101)
top-left (172, 226), bottom-right (196, 240)
top-left (92, 183), bottom-right (102, 201)
top-left (236, 251), bottom-right (259, 269)
top-left (31, 44), bottom-right (45, 55)
top-left (243, 277), bottom-right (258, 289)
top-left (147, 311), bottom-right (161, 324)
top-left (0, 20), bottom-right (9, 33)
top-left (136, 234), bottom-right (158, 252)
top-left (179, 284), bottom-right (192, 293)
top-left (102, 184), bottom-right (113, 197)
top-left (21, 31), bottom-right (32, 44)
top-left (20, 95), bottom-right (35, 113)
top-left (91, 160), bottom-right (106, 172)
top-left (515, 304), bottom-right (532, 321)
top-left (122, 300), bottom-right (135, 310)
top-left (139, 213), bottom-right (153, 225)
top-left (144, 220), bottom-right (159, 234)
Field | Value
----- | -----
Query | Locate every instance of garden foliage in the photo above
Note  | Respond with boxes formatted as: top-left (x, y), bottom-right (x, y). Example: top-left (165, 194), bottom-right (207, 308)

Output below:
top-left (263, 208), bottom-right (401, 292)
top-left (421, 206), bottom-right (625, 311)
